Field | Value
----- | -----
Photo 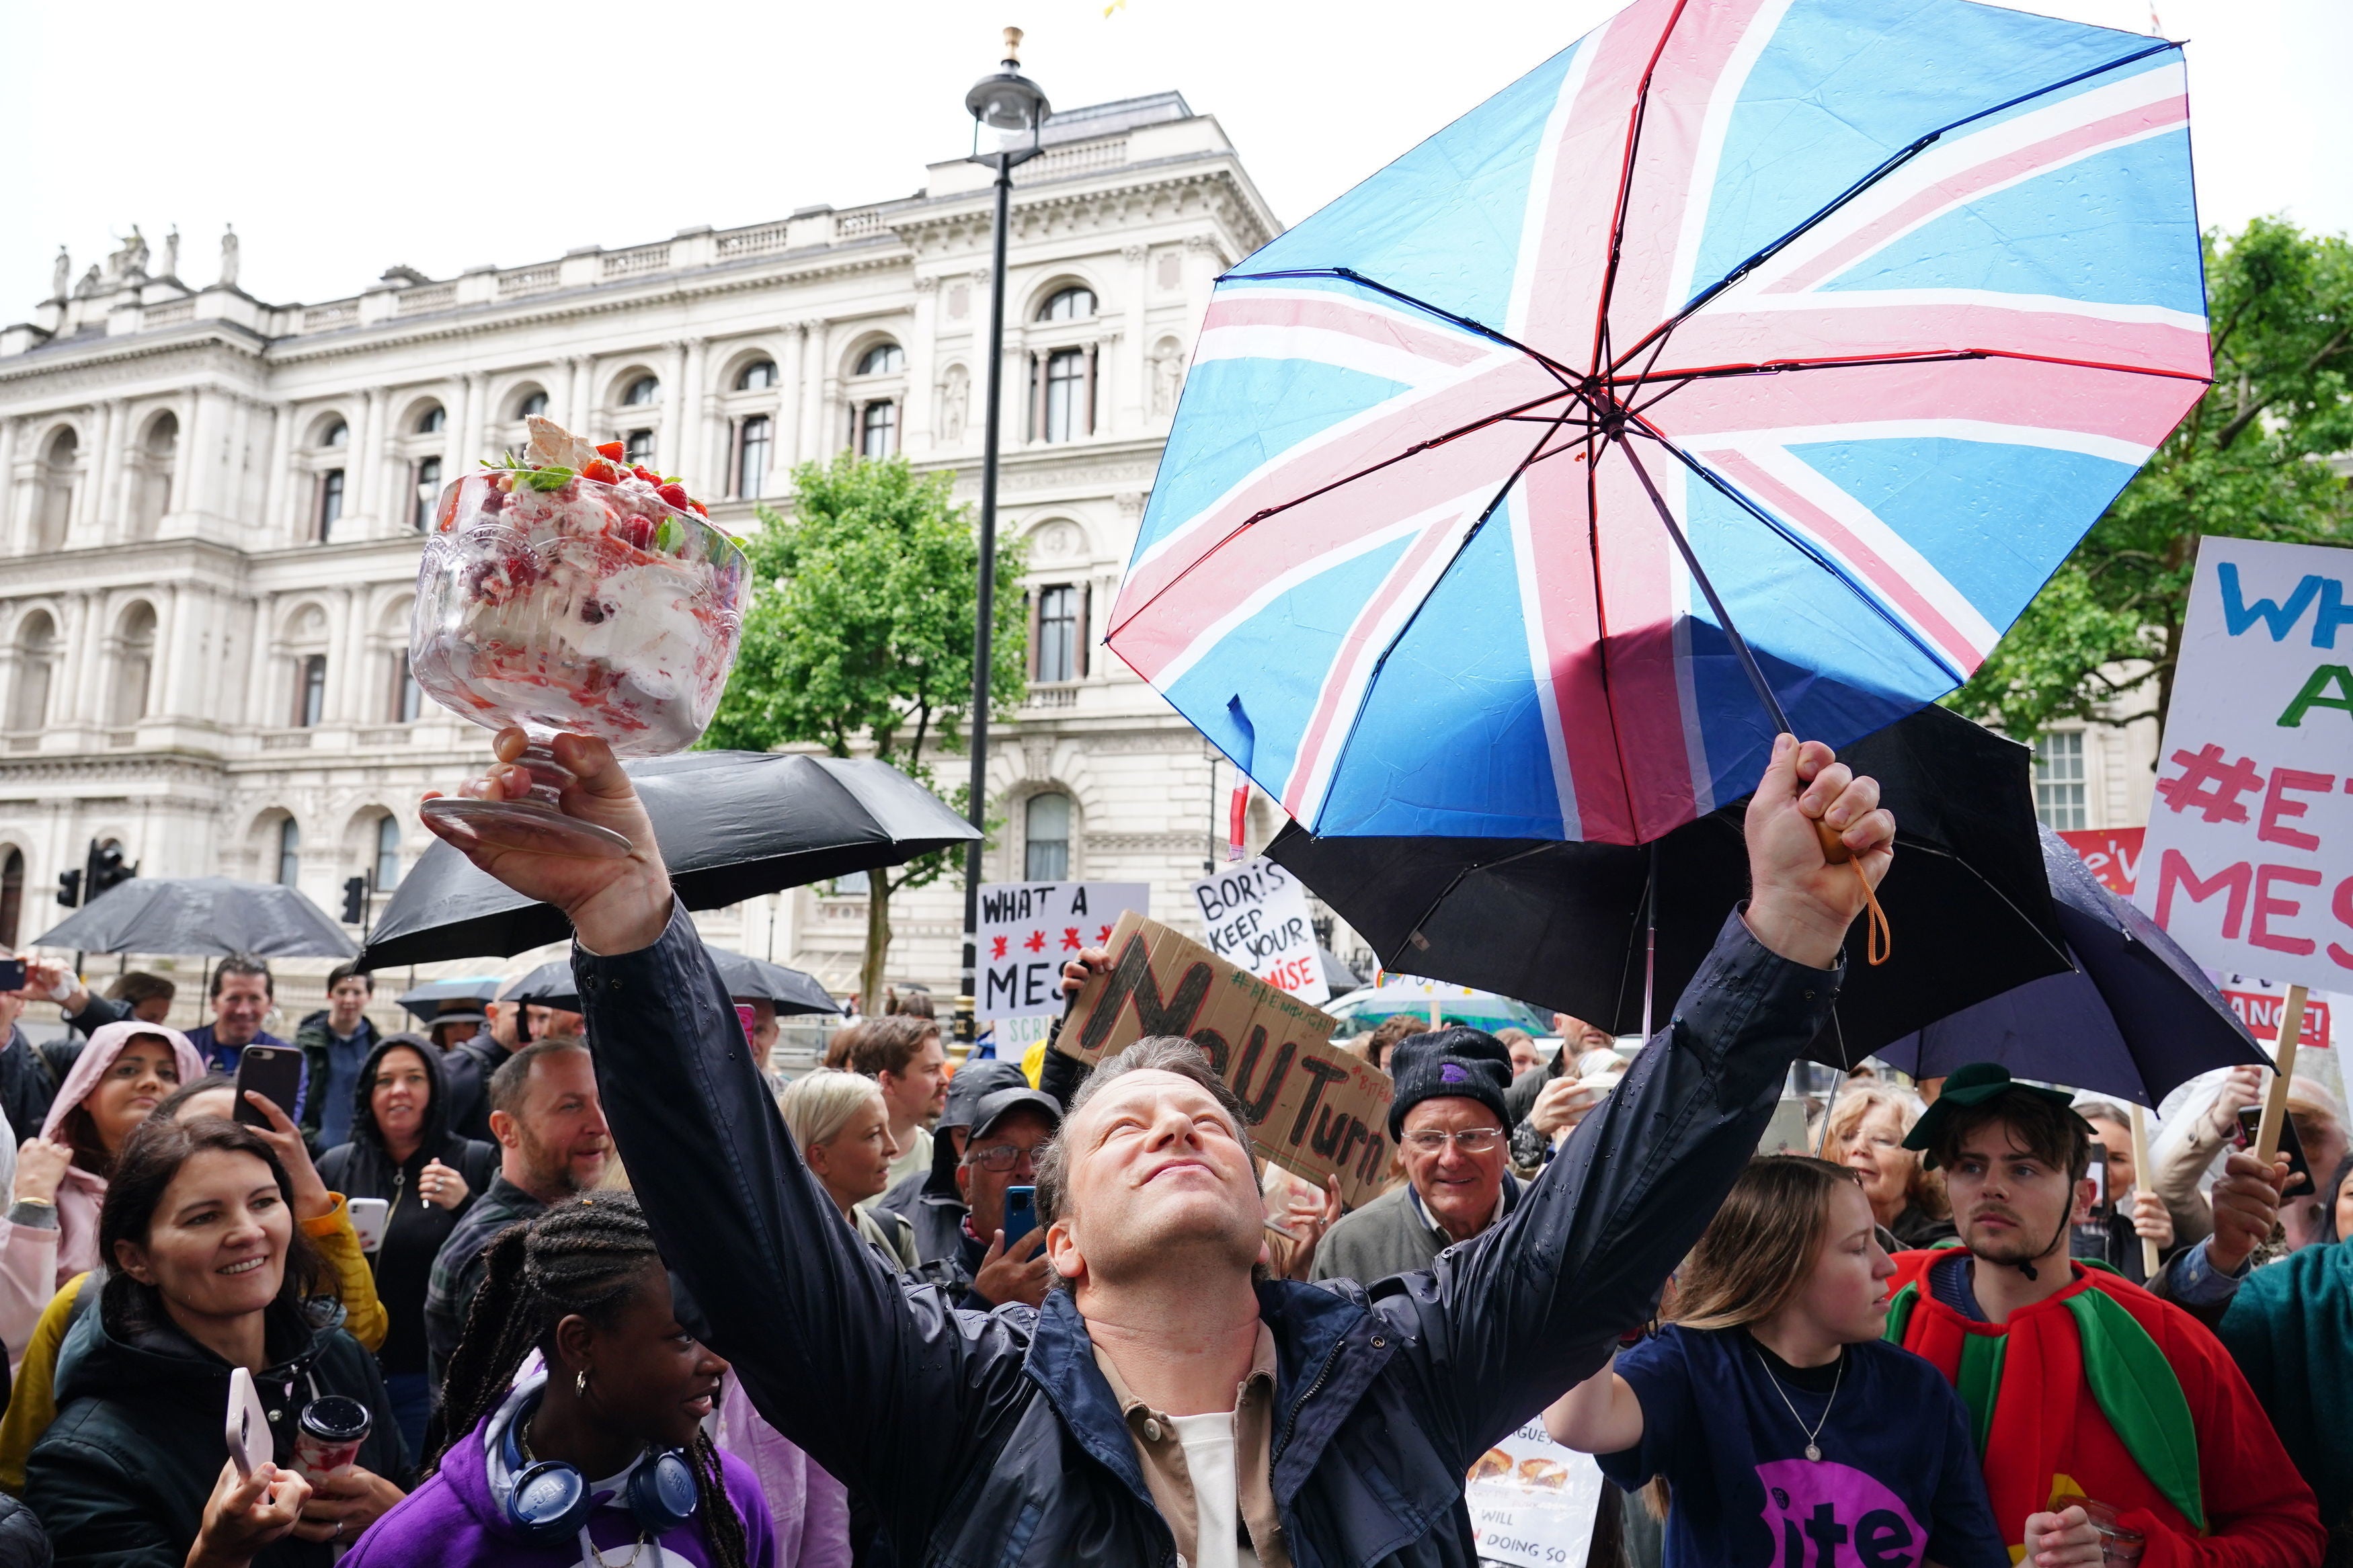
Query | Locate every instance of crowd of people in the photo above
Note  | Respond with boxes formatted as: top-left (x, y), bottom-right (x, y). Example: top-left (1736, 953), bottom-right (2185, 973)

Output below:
top-left (0, 731), bottom-right (2331, 1566)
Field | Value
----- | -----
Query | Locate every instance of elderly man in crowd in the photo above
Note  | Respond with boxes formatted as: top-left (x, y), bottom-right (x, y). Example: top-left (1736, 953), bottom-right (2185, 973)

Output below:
top-left (881, 1059), bottom-right (1063, 1311)
top-left (1312, 1030), bottom-right (1519, 1282)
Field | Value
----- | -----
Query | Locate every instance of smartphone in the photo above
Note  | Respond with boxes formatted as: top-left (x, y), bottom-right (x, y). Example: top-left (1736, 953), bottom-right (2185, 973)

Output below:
top-left (1002, 1185), bottom-right (1038, 1248)
top-left (233, 1046), bottom-right (304, 1128)
top-left (226, 1366), bottom-right (273, 1478)
top-left (2235, 1106), bottom-right (2317, 1197)
top-left (2085, 1142), bottom-right (2111, 1219)
top-left (0, 959), bottom-right (25, 993)
top-left (346, 1197), bottom-right (389, 1253)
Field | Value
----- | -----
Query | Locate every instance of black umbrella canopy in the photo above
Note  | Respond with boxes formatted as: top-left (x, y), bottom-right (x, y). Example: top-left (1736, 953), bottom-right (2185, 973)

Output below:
top-left (393, 975), bottom-right (508, 1022)
top-left (506, 947), bottom-right (839, 1016)
top-left (1318, 946), bottom-right (1364, 994)
top-left (360, 751), bottom-right (978, 968)
top-left (1874, 827), bottom-right (2266, 1106)
top-left (31, 877), bottom-right (358, 960)
top-left (1266, 704), bottom-right (2069, 1065)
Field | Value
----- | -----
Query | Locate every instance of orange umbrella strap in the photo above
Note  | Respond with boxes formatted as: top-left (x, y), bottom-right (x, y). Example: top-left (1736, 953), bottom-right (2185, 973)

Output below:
top-left (1815, 819), bottom-right (1892, 967)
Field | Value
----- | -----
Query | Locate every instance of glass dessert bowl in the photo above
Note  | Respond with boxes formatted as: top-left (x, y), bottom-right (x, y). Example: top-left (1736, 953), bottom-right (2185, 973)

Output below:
top-left (411, 419), bottom-right (748, 858)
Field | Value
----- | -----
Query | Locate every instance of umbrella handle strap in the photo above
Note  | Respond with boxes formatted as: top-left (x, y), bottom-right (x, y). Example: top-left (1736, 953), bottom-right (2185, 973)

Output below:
top-left (1814, 820), bottom-right (1892, 967)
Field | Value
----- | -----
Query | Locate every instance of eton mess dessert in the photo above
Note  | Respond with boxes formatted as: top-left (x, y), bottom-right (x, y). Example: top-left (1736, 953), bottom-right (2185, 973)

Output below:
top-left (408, 417), bottom-right (748, 754)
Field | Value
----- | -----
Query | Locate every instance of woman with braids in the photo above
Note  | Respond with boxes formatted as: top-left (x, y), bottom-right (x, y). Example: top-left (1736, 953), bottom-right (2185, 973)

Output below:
top-left (1545, 1157), bottom-right (2005, 1567)
top-left (344, 1192), bottom-right (776, 1567)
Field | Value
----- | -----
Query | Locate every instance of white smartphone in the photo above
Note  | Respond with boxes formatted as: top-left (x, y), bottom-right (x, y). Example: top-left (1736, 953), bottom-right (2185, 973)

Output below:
top-left (346, 1197), bottom-right (390, 1253)
top-left (227, 1366), bottom-right (273, 1477)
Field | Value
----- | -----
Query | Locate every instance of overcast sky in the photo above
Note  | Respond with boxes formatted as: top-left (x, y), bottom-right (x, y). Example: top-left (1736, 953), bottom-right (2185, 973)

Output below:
top-left (1, 0), bottom-right (2342, 311)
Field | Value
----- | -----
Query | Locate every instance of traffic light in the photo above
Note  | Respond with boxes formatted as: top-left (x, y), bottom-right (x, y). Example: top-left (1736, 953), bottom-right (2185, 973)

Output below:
top-left (342, 876), bottom-right (368, 925)
top-left (85, 840), bottom-right (136, 902)
top-left (55, 869), bottom-right (80, 909)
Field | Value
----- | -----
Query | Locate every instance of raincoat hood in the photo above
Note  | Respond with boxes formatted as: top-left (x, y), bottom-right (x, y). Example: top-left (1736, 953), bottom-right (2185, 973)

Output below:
top-left (32, 1020), bottom-right (209, 1284)
top-left (348, 1032), bottom-right (454, 1163)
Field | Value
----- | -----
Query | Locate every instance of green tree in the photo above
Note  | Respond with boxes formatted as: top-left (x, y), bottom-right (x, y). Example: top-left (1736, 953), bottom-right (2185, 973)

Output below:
top-left (1948, 218), bottom-right (2353, 739)
top-left (705, 454), bottom-right (1027, 1010)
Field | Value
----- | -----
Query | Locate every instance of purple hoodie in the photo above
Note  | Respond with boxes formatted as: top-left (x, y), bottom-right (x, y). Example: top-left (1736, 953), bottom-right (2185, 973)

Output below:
top-left (344, 1378), bottom-right (777, 1568)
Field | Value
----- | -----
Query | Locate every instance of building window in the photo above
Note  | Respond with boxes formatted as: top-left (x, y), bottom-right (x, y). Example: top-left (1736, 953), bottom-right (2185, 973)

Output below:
top-left (1038, 286), bottom-right (1095, 322)
top-left (412, 456), bottom-right (442, 531)
top-left (1025, 793), bottom-right (1072, 881)
top-left (855, 343), bottom-right (905, 376)
top-left (736, 415), bottom-right (771, 498)
top-left (1041, 349), bottom-right (1086, 444)
top-left (317, 469), bottom-right (344, 538)
top-left (859, 401), bottom-right (896, 459)
top-left (737, 359), bottom-right (778, 390)
top-left (2032, 731), bottom-right (2086, 831)
top-left (110, 603), bottom-right (156, 727)
top-left (322, 420), bottom-right (349, 448)
top-left (625, 429), bottom-right (654, 466)
top-left (276, 818), bottom-right (301, 887)
top-left (0, 848), bottom-right (20, 949)
top-left (9, 614), bottom-right (54, 732)
top-left (518, 389), bottom-right (549, 418)
top-left (622, 375), bottom-right (660, 407)
top-left (296, 654), bottom-right (327, 728)
top-left (415, 405), bottom-right (446, 434)
top-left (1036, 585), bottom-right (1077, 682)
top-left (394, 652), bottom-right (422, 721)
top-left (374, 815), bottom-right (402, 891)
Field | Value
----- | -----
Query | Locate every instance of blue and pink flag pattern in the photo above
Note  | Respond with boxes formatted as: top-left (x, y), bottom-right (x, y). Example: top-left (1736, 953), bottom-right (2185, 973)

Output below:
top-left (1107, 0), bottom-right (2209, 845)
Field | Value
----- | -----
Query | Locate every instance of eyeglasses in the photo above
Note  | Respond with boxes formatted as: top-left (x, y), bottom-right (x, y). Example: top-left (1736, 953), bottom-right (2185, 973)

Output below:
top-left (1402, 1128), bottom-right (1507, 1155)
top-left (962, 1145), bottom-right (1040, 1173)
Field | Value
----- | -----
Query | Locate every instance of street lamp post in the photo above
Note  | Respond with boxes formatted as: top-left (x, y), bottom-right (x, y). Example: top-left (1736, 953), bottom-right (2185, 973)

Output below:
top-left (957, 28), bottom-right (1050, 1044)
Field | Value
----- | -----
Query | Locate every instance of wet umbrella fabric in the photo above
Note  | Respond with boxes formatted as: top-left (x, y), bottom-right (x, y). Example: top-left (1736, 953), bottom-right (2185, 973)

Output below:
top-left (1873, 827), bottom-right (2266, 1107)
top-left (504, 948), bottom-right (838, 1016)
top-left (31, 877), bottom-right (358, 960)
top-left (393, 976), bottom-right (506, 1022)
top-left (359, 751), bottom-right (978, 968)
top-left (1265, 704), bottom-right (2066, 1064)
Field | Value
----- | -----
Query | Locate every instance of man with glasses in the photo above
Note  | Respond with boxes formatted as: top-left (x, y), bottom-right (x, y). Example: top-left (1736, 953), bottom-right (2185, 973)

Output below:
top-left (1313, 1030), bottom-right (1521, 1282)
top-left (888, 1059), bottom-right (1062, 1310)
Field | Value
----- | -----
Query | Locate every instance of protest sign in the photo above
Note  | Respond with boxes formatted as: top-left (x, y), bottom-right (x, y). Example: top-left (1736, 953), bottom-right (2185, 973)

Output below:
top-left (1056, 911), bottom-right (1394, 1208)
top-left (978, 881), bottom-right (1150, 1022)
top-left (1466, 1419), bottom-right (1604, 1568)
top-left (2059, 827), bottom-right (2146, 897)
top-left (2219, 977), bottom-right (2334, 1053)
top-left (1189, 857), bottom-right (1330, 1005)
top-left (2134, 538), bottom-right (2353, 993)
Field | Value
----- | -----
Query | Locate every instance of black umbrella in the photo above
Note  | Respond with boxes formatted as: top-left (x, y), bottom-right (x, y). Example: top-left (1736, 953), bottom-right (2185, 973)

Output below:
top-left (393, 975), bottom-right (508, 1022)
top-left (1318, 946), bottom-right (1364, 995)
top-left (359, 751), bottom-right (979, 968)
top-left (1265, 704), bottom-right (2069, 1065)
top-left (31, 877), bottom-right (358, 960)
top-left (1874, 827), bottom-right (2267, 1106)
top-left (505, 947), bottom-right (839, 1016)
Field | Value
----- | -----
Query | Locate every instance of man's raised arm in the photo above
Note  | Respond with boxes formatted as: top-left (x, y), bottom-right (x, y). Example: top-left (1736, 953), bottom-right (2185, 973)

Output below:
top-left (420, 730), bottom-right (1004, 1528)
top-left (1402, 735), bottom-right (1892, 1459)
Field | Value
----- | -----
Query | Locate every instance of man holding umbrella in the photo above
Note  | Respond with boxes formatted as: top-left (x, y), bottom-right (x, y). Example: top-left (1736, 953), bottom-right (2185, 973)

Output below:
top-left (426, 726), bottom-right (1889, 1566)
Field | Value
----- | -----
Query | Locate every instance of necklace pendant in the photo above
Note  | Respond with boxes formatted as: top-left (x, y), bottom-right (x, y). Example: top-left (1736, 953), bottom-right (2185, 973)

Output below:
top-left (1804, 1443), bottom-right (1821, 1462)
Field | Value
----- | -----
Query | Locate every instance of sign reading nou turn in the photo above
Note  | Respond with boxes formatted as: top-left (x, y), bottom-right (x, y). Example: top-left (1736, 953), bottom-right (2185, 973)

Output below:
top-left (2135, 537), bottom-right (2353, 989)
top-left (1056, 911), bottom-right (1394, 1209)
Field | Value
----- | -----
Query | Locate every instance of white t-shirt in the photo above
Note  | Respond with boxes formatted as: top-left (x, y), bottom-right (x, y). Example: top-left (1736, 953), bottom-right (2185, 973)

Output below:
top-left (1166, 1411), bottom-right (1261, 1568)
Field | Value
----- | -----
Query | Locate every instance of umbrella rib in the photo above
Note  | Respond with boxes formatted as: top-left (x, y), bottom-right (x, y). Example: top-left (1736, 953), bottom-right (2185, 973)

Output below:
top-left (1605, 37), bottom-right (2186, 378)
top-left (1588, 0), bottom-right (1695, 382)
top-left (1221, 266), bottom-right (1584, 389)
top-left (1611, 345), bottom-right (2212, 390)
top-left (1386, 842), bottom-right (1561, 977)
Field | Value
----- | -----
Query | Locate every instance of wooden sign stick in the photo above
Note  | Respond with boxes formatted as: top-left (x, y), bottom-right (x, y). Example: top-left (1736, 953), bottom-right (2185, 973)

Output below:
top-left (2254, 983), bottom-right (2309, 1164)
top-left (2128, 1103), bottom-right (2159, 1279)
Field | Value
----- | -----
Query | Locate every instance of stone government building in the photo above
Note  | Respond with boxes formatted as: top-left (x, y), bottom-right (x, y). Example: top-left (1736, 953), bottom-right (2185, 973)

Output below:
top-left (0, 91), bottom-right (1322, 1013)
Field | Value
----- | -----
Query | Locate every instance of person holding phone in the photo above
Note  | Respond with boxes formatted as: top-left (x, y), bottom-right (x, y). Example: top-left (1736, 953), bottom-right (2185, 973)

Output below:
top-left (775, 1071), bottom-right (915, 1270)
top-left (319, 1034), bottom-right (498, 1462)
top-left (25, 1114), bottom-right (409, 1566)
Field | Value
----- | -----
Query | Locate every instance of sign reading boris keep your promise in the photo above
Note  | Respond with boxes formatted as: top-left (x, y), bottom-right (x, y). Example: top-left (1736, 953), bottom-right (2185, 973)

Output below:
top-left (2135, 538), bottom-right (2353, 989)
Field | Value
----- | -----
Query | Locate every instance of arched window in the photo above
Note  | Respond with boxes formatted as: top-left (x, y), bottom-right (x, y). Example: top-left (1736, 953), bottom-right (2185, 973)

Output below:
top-left (859, 401), bottom-right (896, 460)
top-left (110, 603), bottom-right (157, 727)
top-left (1041, 349), bottom-right (1086, 443)
top-left (855, 343), bottom-right (905, 376)
top-left (624, 429), bottom-right (655, 466)
top-left (276, 818), bottom-right (301, 887)
top-left (9, 614), bottom-right (54, 731)
top-left (316, 468), bottom-right (345, 539)
top-left (1025, 793), bottom-right (1072, 881)
top-left (414, 405), bottom-right (446, 434)
top-left (393, 651), bottom-right (423, 721)
top-left (517, 389), bottom-right (549, 419)
top-left (373, 815), bottom-right (402, 891)
top-left (736, 360), bottom-right (778, 390)
top-left (0, 848), bottom-right (20, 949)
top-left (621, 375), bottom-right (660, 407)
top-left (134, 413), bottom-right (177, 536)
top-left (1038, 286), bottom-right (1095, 322)
top-left (322, 420), bottom-right (349, 448)
top-left (295, 654), bottom-right (327, 727)
top-left (736, 415), bottom-right (771, 498)
top-left (37, 429), bottom-right (78, 550)
top-left (412, 455), bottom-right (442, 531)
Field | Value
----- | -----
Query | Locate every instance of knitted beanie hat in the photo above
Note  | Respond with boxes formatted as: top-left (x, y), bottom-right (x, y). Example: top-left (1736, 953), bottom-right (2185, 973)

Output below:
top-left (1386, 1026), bottom-right (1515, 1139)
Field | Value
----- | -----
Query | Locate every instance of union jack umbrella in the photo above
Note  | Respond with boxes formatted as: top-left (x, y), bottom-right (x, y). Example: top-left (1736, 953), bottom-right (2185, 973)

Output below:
top-left (1107, 0), bottom-right (2208, 845)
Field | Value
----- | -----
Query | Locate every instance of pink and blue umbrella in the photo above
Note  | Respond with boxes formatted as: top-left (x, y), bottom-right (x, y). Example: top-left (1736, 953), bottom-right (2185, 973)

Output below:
top-left (1108, 0), bottom-right (2208, 845)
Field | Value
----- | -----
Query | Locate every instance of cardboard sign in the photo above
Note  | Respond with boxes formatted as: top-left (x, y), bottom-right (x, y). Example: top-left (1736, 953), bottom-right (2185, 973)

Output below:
top-left (2219, 978), bottom-right (2334, 1053)
top-left (1189, 857), bottom-right (1330, 1005)
top-left (2059, 826), bottom-right (2146, 896)
top-left (1056, 911), bottom-right (1394, 1208)
top-left (2134, 538), bottom-right (2353, 991)
top-left (1466, 1419), bottom-right (1604, 1568)
top-left (978, 881), bottom-right (1150, 1022)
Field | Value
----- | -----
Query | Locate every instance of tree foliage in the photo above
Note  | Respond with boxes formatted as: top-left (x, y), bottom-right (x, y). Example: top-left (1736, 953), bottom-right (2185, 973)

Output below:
top-left (1948, 218), bottom-right (2353, 739)
top-left (705, 454), bottom-right (1027, 1008)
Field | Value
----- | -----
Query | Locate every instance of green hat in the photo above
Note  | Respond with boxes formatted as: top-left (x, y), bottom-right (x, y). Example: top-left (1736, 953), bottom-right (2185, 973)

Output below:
top-left (1901, 1062), bottom-right (2093, 1169)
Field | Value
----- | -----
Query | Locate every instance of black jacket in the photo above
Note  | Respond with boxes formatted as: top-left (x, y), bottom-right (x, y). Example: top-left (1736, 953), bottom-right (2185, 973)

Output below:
top-left (0, 1026), bottom-right (56, 1145)
top-left (573, 903), bottom-right (1835, 1567)
top-left (439, 1030), bottom-right (509, 1147)
top-left (292, 1011), bottom-right (385, 1148)
top-left (317, 1037), bottom-right (500, 1378)
top-left (25, 1277), bottom-right (408, 1568)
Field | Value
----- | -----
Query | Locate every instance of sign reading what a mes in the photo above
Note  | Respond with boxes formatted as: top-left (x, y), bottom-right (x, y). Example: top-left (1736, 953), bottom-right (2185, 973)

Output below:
top-left (1057, 911), bottom-right (1394, 1210)
top-left (978, 881), bottom-right (1150, 1022)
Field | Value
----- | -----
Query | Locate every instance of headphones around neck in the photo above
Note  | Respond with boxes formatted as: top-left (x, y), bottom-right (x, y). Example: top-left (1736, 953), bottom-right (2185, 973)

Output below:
top-left (485, 1373), bottom-right (699, 1546)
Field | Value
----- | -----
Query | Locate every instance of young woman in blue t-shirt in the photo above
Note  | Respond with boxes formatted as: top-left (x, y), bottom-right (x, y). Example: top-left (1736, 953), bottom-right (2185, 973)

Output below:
top-left (1545, 1157), bottom-right (2006, 1568)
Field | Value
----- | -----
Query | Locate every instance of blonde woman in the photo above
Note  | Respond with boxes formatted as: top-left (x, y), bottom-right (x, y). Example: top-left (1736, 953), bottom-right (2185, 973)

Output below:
top-left (1827, 1083), bottom-right (1954, 1248)
top-left (1546, 1158), bottom-right (2003, 1567)
top-left (777, 1069), bottom-right (918, 1268)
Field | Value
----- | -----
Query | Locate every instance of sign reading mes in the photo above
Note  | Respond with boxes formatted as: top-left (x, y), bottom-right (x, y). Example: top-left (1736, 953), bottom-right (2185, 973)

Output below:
top-left (1189, 858), bottom-right (1330, 1005)
top-left (2135, 538), bottom-right (2353, 990)
top-left (978, 881), bottom-right (1150, 1021)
